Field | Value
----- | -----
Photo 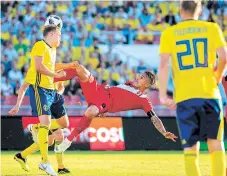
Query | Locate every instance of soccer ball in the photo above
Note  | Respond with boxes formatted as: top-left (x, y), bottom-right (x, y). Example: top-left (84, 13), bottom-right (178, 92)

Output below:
top-left (44, 15), bottom-right (63, 30)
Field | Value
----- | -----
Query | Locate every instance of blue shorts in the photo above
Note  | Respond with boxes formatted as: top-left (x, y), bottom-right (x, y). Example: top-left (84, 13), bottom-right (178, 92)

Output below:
top-left (29, 85), bottom-right (66, 119)
top-left (176, 98), bottom-right (224, 148)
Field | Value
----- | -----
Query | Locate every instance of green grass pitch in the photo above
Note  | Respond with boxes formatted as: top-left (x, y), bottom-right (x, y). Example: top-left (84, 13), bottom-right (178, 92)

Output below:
top-left (1, 151), bottom-right (224, 176)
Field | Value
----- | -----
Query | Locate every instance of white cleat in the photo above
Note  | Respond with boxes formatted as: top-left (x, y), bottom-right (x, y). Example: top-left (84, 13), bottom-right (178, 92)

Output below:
top-left (54, 138), bottom-right (72, 153)
top-left (27, 124), bottom-right (38, 143)
top-left (39, 162), bottom-right (58, 176)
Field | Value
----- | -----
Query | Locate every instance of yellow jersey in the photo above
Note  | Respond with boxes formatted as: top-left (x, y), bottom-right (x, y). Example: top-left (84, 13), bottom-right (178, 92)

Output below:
top-left (159, 20), bottom-right (227, 103)
top-left (25, 40), bottom-right (56, 89)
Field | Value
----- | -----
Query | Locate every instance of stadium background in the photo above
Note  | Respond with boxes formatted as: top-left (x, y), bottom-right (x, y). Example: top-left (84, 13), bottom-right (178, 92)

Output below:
top-left (1, 1), bottom-right (227, 175)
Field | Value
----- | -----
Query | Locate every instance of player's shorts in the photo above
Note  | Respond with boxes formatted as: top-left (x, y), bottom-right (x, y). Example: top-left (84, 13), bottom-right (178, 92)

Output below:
top-left (176, 98), bottom-right (224, 148)
top-left (79, 75), bottom-right (111, 113)
top-left (29, 85), bottom-right (66, 118)
top-left (50, 93), bottom-right (66, 119)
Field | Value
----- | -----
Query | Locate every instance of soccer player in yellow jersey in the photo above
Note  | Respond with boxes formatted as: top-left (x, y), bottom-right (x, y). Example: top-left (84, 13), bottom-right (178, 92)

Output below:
top-left (159, 1), bottom-right (227, 176)
top-left (9, 81), bottom-right (70, 174)
top-left (21, 25), bottom-right (76, 176)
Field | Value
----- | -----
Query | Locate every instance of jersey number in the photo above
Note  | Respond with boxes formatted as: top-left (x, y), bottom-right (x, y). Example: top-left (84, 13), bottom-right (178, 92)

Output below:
top-left (176, 38), bottom-right (208, 70)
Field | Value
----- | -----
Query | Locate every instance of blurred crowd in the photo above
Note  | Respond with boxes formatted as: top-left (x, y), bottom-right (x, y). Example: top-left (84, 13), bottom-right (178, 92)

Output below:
top-left (1, 1), bottom-right (227, 98)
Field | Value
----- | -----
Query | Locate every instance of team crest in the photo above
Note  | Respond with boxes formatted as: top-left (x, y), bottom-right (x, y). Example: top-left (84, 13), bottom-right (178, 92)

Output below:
top-left (182, 139), bottom-right (186, 145)
top-left (43, 105), bottom-right (49, 111)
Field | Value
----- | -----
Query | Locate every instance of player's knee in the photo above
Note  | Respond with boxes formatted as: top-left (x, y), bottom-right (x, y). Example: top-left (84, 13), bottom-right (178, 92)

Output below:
top-left (58, 117), bottom-right (69, 128)
top-left (77, 65), bottom-right (92, 82)
top-left (85, 105), bottom-right (99, 119)
top-left (61, 120), bottom-right (69, 128)
top-left (183, 142), bottom-right (200, 151)
top-left (39, 115), bottom-right (51, 127)
top-left (207, 139), bottom-right (224, 153)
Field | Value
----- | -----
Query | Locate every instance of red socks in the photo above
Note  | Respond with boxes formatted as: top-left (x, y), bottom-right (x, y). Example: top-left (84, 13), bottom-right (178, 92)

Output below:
top-left (67, 115), bottom-right (92, 141)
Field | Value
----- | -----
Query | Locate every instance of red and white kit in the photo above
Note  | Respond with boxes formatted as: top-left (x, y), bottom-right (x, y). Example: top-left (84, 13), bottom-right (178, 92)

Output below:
top-left (54, 69), bottom-right (153, 114)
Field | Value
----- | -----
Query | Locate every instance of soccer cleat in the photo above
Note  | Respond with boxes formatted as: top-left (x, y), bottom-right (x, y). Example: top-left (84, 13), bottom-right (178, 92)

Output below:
top-left (54, 138), bottom-right (72, 153)
top-left (39, 162), bottom-right (58, 176)
top-left (14, 153), bottom-right (30, 171)
top-left (27, 124), bottom-right (38, 143)
top-left (58, 168), bottom-right (70, 174)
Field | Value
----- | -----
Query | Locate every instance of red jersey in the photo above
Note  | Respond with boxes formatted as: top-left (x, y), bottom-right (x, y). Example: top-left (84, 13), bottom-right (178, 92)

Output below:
top-left (53, 68), bottom-right (153, 114)
top-left (108, 81), bottom-right (153, 113)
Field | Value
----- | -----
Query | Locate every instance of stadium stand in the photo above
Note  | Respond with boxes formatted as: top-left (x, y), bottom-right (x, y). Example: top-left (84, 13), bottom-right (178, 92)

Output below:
top-left (1, 1), bottom-right (227, 106)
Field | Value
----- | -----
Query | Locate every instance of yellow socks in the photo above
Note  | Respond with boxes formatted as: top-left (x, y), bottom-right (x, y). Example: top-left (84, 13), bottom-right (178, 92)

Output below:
top-left (32, 124), bottom-right (39, 132)
top-left (184, 150), bottom-right (201, 176)
top-left (210, 151), bottom-right (226, 176)
top-left (49, 119), bottom-right (61, 130)
top-left (55, 141), bottom-right (64, 169)
top-left (33, 119), bottom-right (61, 131)
top-left (21, 143), bottom-right (39, 158)
top-left (38, 125), bottom-right (49, 163)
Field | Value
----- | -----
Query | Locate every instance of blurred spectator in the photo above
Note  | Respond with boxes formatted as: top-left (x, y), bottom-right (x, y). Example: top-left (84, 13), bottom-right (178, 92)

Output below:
top-left (97, 61), bottom-right (110, 83)
top-left (4, 42), bottom-right (18, 61)
top-left (1, 64), bottom-right (6, 84)
top-left (128, 14), bottom-right (140, 30)
top-left (119, 71), bottom-right (127, 84)
top-left (110, 61), bottom-right (121, 85)
top-left (217, 3), bottom-right (227, 16)
top-left (115, 7), bottom-right (127, 19)
top-left (64, 79), bottom-right (81, 96)
top-left (207, 9), bottom-right (218, 23)
top-left (164, 11), bottom-right (177, 25)
top-left (8, 61), bottom-right (23, 85)
top-left (21, 63), bottom-right (29, 77)
top-left (136, 26), bottom-right (153, 44)
top-left (88, 52), bottom-right (99, 69)
top-left (1, 77), bottom-right (14, 96)
top-left (222, 25), bottom-right (227, 41)
top-left (76, 88), bottom-right (85, 102)
top-left (1, 54), bottom-right (12, 73)
top-left (97, 2), bottom-right (109, 14)
top-left (137, 60), bottom-right (147, 73)
top-left (17, 50), bottom-right (29, 70)
top-left (14, 80), bottom-right (21, 95)
top-left (139, 8), bottom-right (151, 26)
top-left (155, 19), bottom-right (170, 32)
top-left (14, 38), bottom-right (28, 54)
top-left (121, 63), bottom-right (134, 80)
top-left (75, 22), bottom-right (87, 40)
top-left (113, 54), bottom-right (123, 66)
top-left (1, 1), bottom-right (227, 103)
top-left (153, 12), bottom-right (162, 25)
top-left (200, 2), bottom-right (210, 21)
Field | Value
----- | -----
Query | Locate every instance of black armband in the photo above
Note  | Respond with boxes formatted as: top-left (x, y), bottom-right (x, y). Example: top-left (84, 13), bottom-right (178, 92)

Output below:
top-left (147, 110), bottom-right (156, 117)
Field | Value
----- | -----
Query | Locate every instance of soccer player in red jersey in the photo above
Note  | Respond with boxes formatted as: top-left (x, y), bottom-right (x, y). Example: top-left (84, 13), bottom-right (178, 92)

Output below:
top-left (54, 61), bottom-right (178, 153)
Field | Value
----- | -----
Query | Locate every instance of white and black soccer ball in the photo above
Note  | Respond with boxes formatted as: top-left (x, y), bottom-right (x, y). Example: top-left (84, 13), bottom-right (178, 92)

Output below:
top-left (44, 15), bottom-right (63, 30)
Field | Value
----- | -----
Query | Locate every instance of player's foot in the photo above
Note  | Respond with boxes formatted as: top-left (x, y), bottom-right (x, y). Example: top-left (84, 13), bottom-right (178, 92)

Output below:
top-left (58, 168), bottom-right (70, 174)
top-left (73, 61), bottom-right (80, 68)
top-left (54, 138), bottom-right (72, 153)
top-left (14, 153), bottom-right (30, 171)
top-left (39, 162), bottom-right (58, 176)
top-left (27, 124), bottom-right (38, 143)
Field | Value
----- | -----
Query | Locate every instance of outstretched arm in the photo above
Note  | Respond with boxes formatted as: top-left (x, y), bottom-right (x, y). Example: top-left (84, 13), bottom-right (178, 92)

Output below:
top-left (147, 110), bottom-right (178, 142)
top-left (55, 61), bottom-right (79, 71)
top-left (8, 82), bottom-right (30, 116)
